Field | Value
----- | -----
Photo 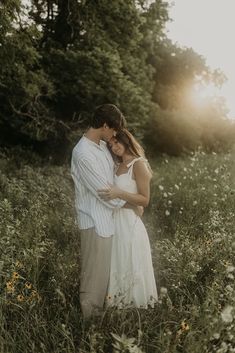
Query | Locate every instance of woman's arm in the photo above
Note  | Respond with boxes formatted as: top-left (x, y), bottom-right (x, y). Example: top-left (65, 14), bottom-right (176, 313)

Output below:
top-left (98, 160), bottom-right (152, 207)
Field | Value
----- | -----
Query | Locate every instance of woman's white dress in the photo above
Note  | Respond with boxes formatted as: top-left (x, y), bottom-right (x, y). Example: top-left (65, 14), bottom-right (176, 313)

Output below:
top-left (107, 158), bottom-right (158, 308)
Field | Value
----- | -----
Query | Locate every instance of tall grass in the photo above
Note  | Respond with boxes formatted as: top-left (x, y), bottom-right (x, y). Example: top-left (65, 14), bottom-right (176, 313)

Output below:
top-left (0, 147), bottom-right (234, 353)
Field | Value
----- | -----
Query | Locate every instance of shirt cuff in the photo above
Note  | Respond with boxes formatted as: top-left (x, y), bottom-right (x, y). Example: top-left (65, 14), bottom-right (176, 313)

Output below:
top-left (115, 198), bottom-right (126, 209)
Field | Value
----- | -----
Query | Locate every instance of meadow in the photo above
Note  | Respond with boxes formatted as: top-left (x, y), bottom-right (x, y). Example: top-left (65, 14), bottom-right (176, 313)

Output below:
top-left (0, 147), bottom-right (234, 353)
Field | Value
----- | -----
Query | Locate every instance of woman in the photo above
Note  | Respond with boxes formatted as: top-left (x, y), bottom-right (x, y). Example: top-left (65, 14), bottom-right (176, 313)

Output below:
top-left (98, 129), bottom-right (158, 308)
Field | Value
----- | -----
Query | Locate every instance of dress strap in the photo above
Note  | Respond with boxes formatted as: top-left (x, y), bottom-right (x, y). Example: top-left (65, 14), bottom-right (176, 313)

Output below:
top-left (126, 157), bottom-right (147, 168)
top-left (127, 157), bottom-right (148, 177)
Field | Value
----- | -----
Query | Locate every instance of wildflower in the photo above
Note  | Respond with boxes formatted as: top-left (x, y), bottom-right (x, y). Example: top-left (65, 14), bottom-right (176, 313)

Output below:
top-left (181, 320), bottom-right (190, 331)
top-left (226, 266), bottom-right (235, 273)
top-left (174, 184), bottom-right (179, 190)
top-left (12, 272), bottom-right (20, 280)
top-left (165, 210), bottom-right (170, 216)
top-left (6, 281), bottom-right (15, 293)
top-left (15, 261), bottom-right (24, 268)
top-left (221, 305), bottom-right (233, 323)
top-left (25, 282), bottom-right (32, 289)
top-left (163, 192), bottom-right (168, 198)
top-left (168, 200), bottom-right (172, 205)
top-left (212, 333), bottom-right (220, 340)
top-left (225, 285), bottom-right (233, 292)
top-left (17, 294), bottom-right (24, 302)
top-left (159, 185), bottom-right (164, 191)
top-left (193, 200), bottom-right (198, 206)
top-left (160, 287), bottom-right (168, 296)
top-left (223, 261), bottom-right (230, 267)
top-left (227, 273), bottom-right (234, 280)
top-left (107, 295), bottom-right (112, 300)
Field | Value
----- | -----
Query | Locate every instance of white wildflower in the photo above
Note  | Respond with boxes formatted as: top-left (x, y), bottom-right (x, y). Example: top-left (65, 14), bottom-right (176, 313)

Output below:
top-left (193, 200), bottom-right (198, 206)
top-left (168, 200), bottom-right (172, 205)
top-left (217, 342), bottom-right (228, 353)
top-left (227, 273), bottom-right (234, 280)
top-left (225, 285), bottom-right (233, 292)
top-left (212, 333), bottom-right (220, 340)
top-left (174, 184), bottom-right (179, 190)
top-left (159, 185), bottom-right (164, 191)
top-left (160, 287), bottom-right (168, 295)
top-left (165, 210), bottom-right (170, 216)
top-left (221, 305), bottom-right (233, 323)
top-left (163, 192), bottom-right (168, 198)
top-left (215, 168), bottom-right (219, 174)
top-left (226, 266), bottom-right (235, 273)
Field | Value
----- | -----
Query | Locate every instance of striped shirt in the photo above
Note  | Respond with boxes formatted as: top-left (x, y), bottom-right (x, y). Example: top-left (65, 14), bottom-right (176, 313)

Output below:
top-left (71, 135), bottom-right (125, 237)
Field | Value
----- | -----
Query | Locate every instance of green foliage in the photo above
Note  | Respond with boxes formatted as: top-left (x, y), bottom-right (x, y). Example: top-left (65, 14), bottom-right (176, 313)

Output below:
top-left (0, 1), bottom-right (56, 142)
top-left (1, 0), bottom-right (235, 160)
top-left (144, 108), bottom-right (235, 155)
top-left (0, 149), bottom-right (235, 352)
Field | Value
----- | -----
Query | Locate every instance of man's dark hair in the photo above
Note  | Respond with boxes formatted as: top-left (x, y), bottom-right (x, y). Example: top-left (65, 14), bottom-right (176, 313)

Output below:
top-left (90, 104), bottom-right (126, 130)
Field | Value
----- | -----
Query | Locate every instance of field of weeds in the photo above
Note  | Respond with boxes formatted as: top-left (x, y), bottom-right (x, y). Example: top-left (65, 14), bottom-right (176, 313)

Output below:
top-left (0, 148), bottom-right (234, 353)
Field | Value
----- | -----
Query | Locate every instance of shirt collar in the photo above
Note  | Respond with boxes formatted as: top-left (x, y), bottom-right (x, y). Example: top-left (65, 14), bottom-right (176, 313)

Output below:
top-left (83, 134), bottom-right (107, 150)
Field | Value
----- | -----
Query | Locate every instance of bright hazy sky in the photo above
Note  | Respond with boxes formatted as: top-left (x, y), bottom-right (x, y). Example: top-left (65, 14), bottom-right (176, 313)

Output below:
top-left (166, 0), bottom-right (235, 118)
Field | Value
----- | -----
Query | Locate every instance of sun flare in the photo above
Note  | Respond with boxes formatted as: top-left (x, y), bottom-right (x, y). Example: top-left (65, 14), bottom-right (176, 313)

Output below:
top-left (189, 83), bottom-right (219, 108)
top-left (167, 0), bottom-right (235, 119)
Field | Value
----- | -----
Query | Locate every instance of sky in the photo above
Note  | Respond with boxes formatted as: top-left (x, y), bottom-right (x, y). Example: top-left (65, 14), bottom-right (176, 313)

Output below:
top-left (166, 0), bottom-right (235, 118)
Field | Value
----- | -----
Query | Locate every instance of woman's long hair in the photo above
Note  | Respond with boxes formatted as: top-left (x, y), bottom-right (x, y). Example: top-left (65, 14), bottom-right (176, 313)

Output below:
top-left (109, 129), bottom-right (152, 175)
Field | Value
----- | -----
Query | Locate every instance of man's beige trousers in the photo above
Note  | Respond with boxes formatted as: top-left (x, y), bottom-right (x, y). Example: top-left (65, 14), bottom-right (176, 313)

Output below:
top-left (80, 228), bottom-right (112, 318)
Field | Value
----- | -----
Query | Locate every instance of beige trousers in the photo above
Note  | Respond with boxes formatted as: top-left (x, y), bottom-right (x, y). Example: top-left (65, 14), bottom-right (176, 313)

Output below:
top-left (80, 228), bottom-right (112, 318)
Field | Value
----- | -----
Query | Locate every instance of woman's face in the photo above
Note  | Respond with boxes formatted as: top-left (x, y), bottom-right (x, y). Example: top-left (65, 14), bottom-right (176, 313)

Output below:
top-left (109, 138), bottom-right (126, 157)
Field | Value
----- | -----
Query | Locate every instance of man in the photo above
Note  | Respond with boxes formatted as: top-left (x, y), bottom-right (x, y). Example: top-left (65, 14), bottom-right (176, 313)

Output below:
top-left (71, 104), bottom-right (126, 318)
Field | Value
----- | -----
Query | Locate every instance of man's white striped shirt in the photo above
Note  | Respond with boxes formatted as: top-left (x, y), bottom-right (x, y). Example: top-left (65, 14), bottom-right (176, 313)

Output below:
top-left (71, 136), bottom-right (124, 237)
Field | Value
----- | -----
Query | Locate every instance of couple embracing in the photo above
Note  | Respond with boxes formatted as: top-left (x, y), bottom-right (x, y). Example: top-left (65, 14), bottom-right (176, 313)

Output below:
top-left (71, 104), bottom-right (158, 319)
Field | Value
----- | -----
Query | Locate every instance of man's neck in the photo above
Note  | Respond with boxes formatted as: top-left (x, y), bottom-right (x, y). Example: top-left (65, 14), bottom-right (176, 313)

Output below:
top-left (84, 128), bottom-right (102, 145)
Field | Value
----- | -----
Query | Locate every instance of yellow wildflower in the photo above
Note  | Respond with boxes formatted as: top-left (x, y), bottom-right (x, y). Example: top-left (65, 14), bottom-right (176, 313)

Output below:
top-left (25, 282), bottom-right (32, 289)
top-left (12, 272), bottom-right (20, 280)
top-left (15, 261), bottom-right (24, 269)
top-left (6, 281), bottom-right (15, 293)
top-left (17, 294), bottom-right (24, 302)
top-left (181, 321), bottom-right (190, 331)
top-left (31, 290), bottom-right (38, 297)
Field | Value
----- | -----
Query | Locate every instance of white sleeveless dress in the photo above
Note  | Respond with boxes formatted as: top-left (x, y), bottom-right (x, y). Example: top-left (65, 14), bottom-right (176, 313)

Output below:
top-left (106, 158), bottom-right (158, 308)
